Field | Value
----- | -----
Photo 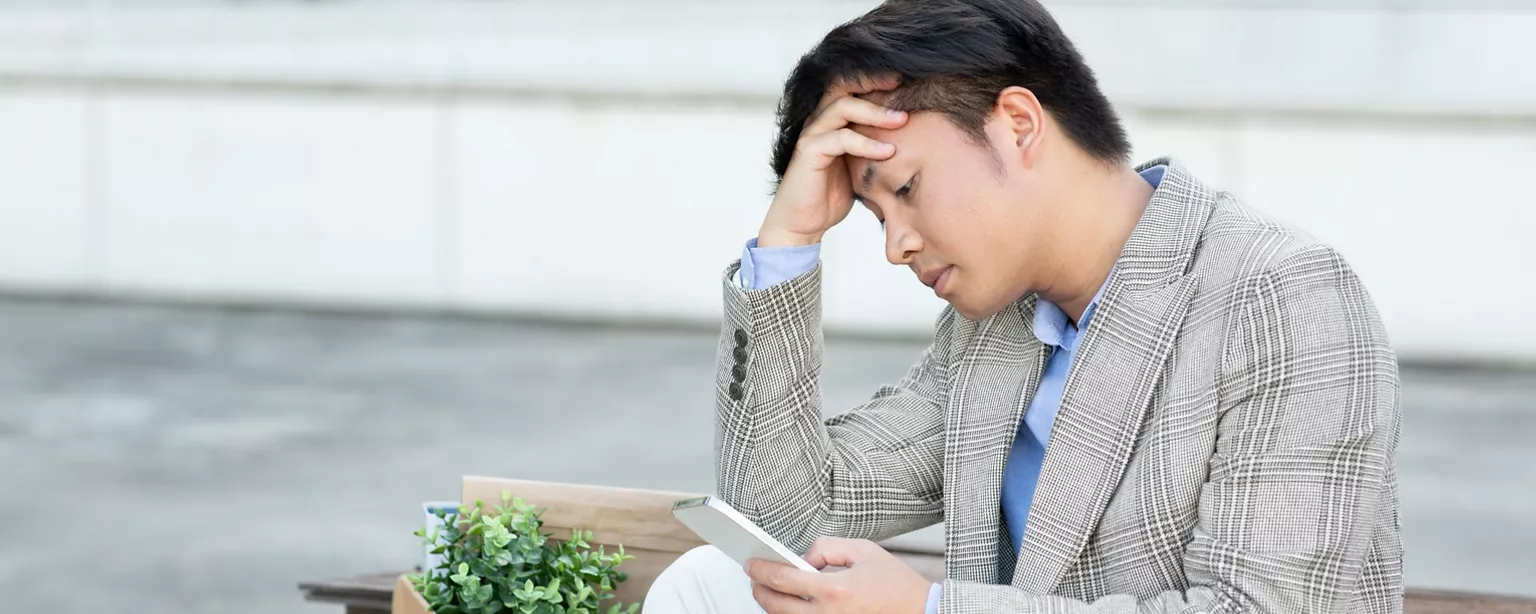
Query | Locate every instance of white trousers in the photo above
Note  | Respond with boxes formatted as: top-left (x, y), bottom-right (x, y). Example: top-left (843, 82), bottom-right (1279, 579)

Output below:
top-left (642, 546), bottom-right (768, 614)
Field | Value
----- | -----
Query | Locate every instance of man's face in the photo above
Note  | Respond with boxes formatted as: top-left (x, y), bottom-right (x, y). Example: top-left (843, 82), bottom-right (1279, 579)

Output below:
top-left (847, 108), bottom-right (1054, 321)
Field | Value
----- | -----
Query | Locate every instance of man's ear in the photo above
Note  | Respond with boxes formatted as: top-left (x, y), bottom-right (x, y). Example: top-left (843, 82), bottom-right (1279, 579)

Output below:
top-left (994, 86), bottom-right (1045, 167)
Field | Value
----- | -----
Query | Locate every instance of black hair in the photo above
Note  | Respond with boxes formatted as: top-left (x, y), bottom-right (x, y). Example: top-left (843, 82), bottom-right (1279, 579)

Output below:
top-left (770, 0), bottom-right (1130, 182)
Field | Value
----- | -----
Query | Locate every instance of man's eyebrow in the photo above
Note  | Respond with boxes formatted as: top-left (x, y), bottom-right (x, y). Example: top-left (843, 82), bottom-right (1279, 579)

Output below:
top-left (861, 162), bottom-right (880, 193)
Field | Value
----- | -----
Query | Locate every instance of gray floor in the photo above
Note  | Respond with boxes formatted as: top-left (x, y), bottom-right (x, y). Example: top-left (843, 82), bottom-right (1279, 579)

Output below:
top-left (0, 298), bottom-right (1532, 613)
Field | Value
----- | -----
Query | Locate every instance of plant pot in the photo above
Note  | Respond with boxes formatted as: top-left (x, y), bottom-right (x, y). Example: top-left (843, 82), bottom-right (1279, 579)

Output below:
top-left (393, 574), bottom-right (433, 614)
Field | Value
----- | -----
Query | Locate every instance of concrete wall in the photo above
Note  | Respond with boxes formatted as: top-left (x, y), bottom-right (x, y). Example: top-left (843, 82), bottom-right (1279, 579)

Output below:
top-left (1, 1), bottom-right (1533, 362)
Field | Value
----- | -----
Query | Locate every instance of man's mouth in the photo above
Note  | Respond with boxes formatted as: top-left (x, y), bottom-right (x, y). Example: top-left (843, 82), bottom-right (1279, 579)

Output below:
top-left (918, 266), bottom-right (954, 294)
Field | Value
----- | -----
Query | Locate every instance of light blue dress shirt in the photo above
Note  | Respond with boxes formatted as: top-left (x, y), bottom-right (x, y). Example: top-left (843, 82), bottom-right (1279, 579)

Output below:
top-left (737, 166), bottom-right (1167, 613)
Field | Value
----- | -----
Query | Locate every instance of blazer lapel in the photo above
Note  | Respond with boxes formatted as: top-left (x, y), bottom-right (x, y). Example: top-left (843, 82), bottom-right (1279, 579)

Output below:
top-left (1011, 159), bottom-right (1217, 593)
top-left (942, 295), bottom-right (1047, 583)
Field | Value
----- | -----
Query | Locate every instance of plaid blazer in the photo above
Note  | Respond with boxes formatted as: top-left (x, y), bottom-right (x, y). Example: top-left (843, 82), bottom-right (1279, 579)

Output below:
top-left (714, 159), bottom-right (1402, 613)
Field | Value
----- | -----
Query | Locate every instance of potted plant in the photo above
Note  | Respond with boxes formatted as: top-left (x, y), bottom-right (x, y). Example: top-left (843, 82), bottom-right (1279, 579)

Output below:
top-left (409, 492), bottom-right (642, 614)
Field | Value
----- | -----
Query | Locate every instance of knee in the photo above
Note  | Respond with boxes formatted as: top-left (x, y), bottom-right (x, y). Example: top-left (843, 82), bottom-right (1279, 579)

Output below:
top-left (644, 546), bottom-right (746, 611)
top-left (651, 545), bottom-right (738, 589)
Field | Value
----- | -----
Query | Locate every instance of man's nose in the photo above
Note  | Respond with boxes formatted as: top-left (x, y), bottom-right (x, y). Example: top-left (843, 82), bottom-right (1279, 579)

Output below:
top-left (884, 222), bottom-right (921, 266)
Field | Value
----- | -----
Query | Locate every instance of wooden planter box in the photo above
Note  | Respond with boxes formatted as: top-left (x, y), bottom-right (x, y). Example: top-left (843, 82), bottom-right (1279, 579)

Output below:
top-left (391, 476), bottom-right (715, 614)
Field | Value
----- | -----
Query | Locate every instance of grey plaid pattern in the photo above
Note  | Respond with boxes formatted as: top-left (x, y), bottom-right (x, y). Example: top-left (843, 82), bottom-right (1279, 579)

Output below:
top-left (714, 159), bottom-right (1402, 613)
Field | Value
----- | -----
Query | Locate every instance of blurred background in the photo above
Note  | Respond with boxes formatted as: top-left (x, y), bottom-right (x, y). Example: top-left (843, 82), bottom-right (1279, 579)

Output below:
top-left (0, 0), bottom-right (1532, 612)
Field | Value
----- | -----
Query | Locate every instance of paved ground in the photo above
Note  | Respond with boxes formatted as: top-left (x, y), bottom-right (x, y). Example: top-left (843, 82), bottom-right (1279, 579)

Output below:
top-left (0, 298), bottom-right (1532, 613)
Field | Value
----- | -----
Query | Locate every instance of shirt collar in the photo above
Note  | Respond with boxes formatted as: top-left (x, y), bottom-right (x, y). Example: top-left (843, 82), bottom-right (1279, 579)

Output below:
top-left (1032, 279), bottom-right (1110, 348)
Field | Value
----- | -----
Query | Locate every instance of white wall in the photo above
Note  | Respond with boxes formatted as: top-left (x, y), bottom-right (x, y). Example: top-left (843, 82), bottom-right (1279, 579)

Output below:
top-left (1, 1), bottom-right (1533, 362)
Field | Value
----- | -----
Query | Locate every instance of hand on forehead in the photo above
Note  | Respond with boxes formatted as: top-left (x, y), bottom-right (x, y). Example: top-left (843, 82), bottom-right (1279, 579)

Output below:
top-left (848, 93), bottom-right (906, 142)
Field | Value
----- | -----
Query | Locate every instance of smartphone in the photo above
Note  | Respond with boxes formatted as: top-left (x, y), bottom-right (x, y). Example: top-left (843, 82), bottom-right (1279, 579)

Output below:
top-left (671, 496), bottom-right (820, 573)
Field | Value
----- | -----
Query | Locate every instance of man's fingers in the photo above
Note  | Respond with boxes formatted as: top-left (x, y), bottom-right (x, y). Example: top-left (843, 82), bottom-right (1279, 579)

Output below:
top-left (751, 582), bottom-right (814, 614)
top-left (808, 73), bottom-right (901, 127)
top-left (803, 96), bottom-right (908, 138)
top-left (798, 129), bottom-right (896, 167)
top-left (833, 128), bottom-right (898, 161)
top-left (836, 72), bottom-right (901, 98)
top-left (746, 559), bottom-right (824, 599)
top-left (803, 537), bottom-right (879, 570)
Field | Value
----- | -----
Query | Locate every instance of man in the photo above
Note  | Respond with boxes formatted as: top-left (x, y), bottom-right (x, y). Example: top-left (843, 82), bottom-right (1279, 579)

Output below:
top-left (647, 0), bottom-right (1402, 612)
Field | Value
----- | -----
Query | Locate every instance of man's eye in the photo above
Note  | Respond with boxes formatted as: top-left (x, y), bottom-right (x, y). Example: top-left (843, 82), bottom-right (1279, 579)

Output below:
top-left (895, 178), bottom-right (914, 199)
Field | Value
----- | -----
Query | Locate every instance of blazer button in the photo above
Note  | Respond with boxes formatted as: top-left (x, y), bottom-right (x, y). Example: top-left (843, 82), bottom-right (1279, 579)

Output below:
top-left (731, 364), bottom-right (746, 382)
top-left (732, 346), bottom-right (748, 364)
top-left (734, 329), bottom-right (749, 347)
top-left (728, 383), bottom-right (744, 401)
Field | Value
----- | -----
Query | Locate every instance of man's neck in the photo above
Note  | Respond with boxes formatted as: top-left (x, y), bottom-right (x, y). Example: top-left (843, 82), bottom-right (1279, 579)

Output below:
top-left (1039, 164), bottom-right (1155, 324)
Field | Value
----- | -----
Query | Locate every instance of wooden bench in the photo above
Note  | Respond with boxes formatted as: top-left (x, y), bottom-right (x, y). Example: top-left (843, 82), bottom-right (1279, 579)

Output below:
top-left (297, 477), bottom-right (1536, 614)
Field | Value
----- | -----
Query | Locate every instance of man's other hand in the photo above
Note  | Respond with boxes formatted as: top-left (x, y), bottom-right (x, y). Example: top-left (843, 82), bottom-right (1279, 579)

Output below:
top-left (745, 537), bottom-right (931, 614)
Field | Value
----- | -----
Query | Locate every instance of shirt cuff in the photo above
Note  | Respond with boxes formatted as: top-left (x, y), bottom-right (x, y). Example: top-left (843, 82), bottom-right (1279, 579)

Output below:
top-left (736, 237), bottom-right (821, 290)
top-left (924, 582), bottom-right (942, 614)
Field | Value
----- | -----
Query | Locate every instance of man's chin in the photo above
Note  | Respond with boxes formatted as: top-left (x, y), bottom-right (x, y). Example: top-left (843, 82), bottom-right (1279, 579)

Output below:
top-left (948, 299), bottom-right (1004, 322)
top-left (946, 285), bottom-right (1033, 321)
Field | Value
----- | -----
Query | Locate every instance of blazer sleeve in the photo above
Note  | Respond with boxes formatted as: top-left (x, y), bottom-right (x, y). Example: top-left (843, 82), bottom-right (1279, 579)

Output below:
top-left (940, 245), bottom-right (1402, 613)
top-left (715, 260), bottom-right (953, 553)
